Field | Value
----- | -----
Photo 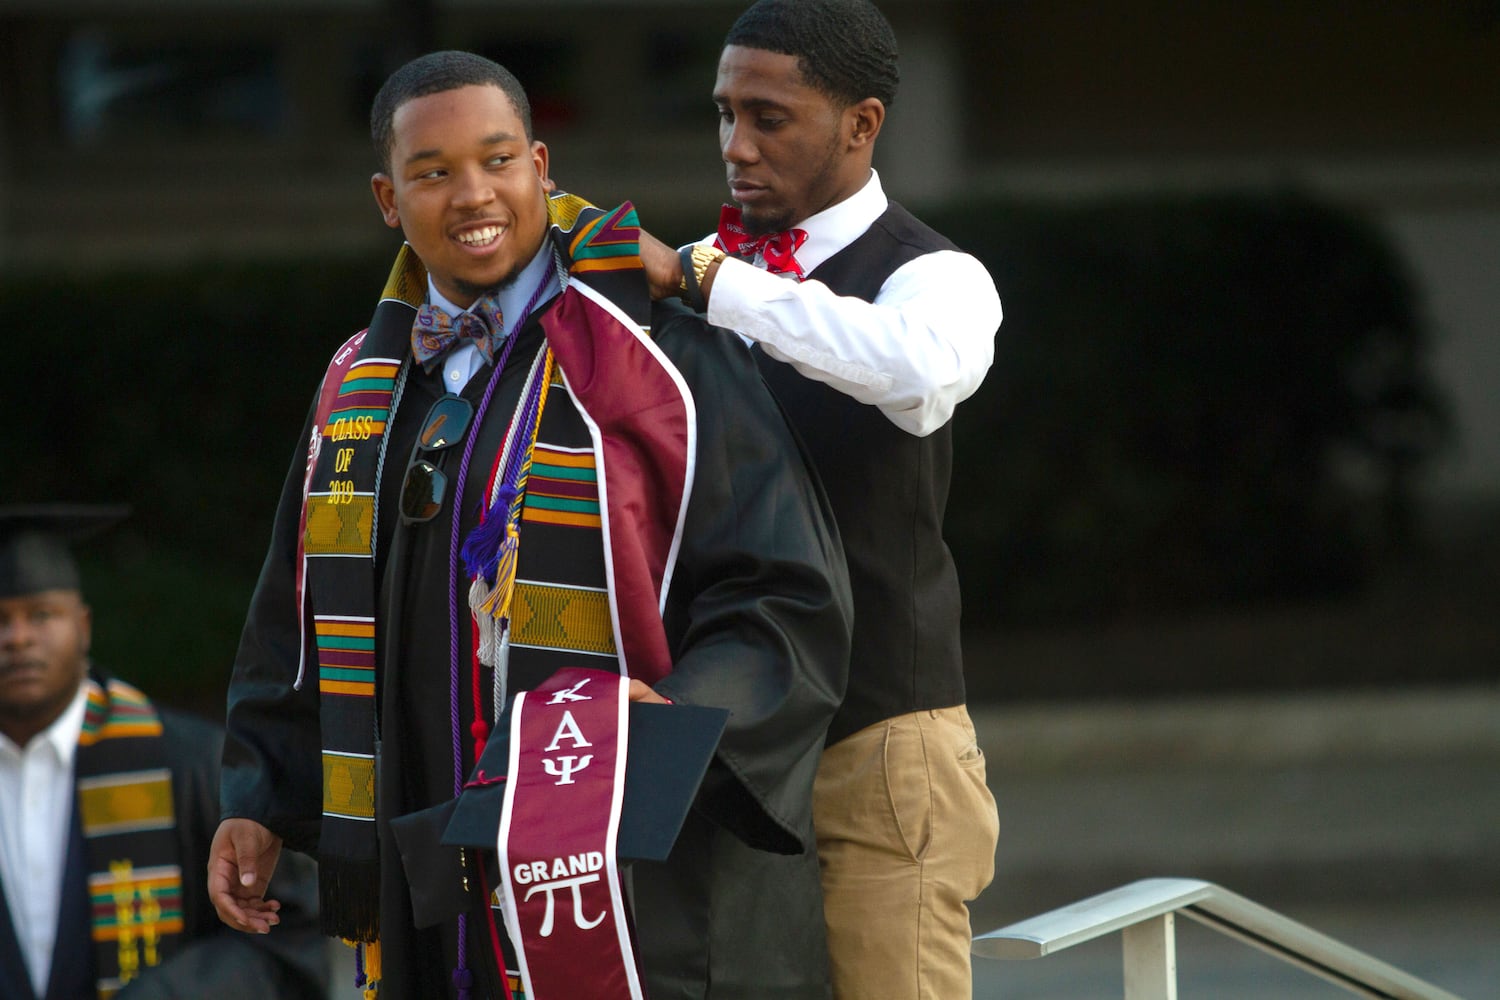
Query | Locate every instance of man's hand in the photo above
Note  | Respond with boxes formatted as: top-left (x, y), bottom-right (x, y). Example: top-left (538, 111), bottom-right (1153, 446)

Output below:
top-left (627, 679), bottom-right (670, 704)
top-left (639, 229), bottom-right (685, 302)
top-left (208, 818), bottom-right (285, 934)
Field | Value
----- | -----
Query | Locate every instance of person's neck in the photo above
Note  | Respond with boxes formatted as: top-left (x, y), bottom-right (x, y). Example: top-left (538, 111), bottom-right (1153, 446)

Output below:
top-left (432, 241), bottom-right (554, 317)
top-left (0, 696), bottom-right (72, 749)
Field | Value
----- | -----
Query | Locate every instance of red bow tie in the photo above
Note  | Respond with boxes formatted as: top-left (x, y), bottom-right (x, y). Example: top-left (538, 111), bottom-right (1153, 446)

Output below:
top-left (714, 205), bottom-right (809, 279)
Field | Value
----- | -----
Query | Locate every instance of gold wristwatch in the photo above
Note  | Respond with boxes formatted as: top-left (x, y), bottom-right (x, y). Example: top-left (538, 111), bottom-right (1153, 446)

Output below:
top-left (679, 244), bottom-right (725, 312)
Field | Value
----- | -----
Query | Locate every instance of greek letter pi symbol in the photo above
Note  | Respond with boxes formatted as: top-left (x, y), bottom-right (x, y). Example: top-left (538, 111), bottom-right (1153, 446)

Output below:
top-left (524, 875), bottom-right (606, 936)
top-left (544, 754), bottom-right (594, 785)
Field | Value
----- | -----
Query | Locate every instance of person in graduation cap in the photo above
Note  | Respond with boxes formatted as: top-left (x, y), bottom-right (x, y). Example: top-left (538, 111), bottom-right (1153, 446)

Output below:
top-left (208, 50), bottom-right (852, 1000)
top-left (0, 505), bottom-right (327, 1000)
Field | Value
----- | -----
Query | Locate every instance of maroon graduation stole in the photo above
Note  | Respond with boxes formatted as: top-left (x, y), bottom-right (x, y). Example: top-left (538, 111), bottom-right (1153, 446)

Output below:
top-left (496, 668), bottom-right (641, 1000)
top-left (537, 200), bottom-right (692, 685)
top-left (73, 676), bottom-right (184, 999)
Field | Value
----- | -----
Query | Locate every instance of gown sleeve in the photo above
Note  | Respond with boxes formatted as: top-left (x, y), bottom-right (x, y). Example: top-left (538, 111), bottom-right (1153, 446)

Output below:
top-left (648, 299), bottom-right (853, 854)
top-left (219, 393), bottom-right (327, 855)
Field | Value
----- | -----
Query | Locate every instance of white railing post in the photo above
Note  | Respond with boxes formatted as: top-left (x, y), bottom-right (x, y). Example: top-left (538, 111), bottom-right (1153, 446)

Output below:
top-left (1122, 912), bottom-right (1178, 1000)
top-left (972, 879), bottom-right (1467, 1000)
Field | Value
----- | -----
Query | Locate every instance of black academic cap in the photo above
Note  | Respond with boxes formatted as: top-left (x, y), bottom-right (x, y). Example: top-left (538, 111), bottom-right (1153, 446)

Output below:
top-left (0, 504), bottom-right (130, 599)
top-left (448, 699), bottom-right (728, 858)
top-left (391, 698), bottom-right (728, 929)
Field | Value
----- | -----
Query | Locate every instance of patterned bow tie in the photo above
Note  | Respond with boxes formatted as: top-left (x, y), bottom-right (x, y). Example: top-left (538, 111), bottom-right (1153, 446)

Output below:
top-left (714, 205), bottom-right (809, 279)
top-left (412, 293), bottom-right (507, 371)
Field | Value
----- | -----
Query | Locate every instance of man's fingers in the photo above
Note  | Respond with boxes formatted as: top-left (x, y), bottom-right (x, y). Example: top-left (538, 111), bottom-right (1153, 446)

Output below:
top-left (230, 826), bottom-right (271, 887)
top-left (627, 679), bottom-right (670, 704)
top-left (208, 819), bottom-right (285, 933)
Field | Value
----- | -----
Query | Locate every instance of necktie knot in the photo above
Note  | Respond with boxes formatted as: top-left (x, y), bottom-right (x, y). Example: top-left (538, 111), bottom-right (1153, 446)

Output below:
top-left (714, 205), bottom-right (808, 279)
top-left (412, 293), bottom-right (506, 371)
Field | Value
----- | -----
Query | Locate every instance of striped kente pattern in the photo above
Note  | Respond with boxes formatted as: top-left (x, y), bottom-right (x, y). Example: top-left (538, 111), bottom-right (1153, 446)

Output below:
top-left (566, 202), bottom-right (642, 274)
top-left (79, 679), bottom-right (161, 746)
top-left (320, 360), bottom-right (397, 442)
top-left (88, 863), bottom-right (185, 942)
top-left (316, 616), bottom-right (376, 697)
top-left (522, 444), bottom-right (601, 528)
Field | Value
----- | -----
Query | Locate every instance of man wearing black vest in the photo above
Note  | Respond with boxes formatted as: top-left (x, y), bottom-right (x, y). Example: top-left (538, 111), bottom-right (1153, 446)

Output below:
top-left (642, 2), bottom-right (1002, 996)
top-left (0, 506), bottom-right (325, 1000)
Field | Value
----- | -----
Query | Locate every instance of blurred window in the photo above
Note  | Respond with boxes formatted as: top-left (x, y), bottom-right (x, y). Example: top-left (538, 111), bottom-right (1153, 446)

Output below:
top-left (57, 28), bottom-right (287, 146)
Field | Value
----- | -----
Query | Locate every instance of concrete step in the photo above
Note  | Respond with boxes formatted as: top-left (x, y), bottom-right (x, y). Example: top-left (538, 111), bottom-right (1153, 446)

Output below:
top-left (968, 684), bottom-right (1500, 930)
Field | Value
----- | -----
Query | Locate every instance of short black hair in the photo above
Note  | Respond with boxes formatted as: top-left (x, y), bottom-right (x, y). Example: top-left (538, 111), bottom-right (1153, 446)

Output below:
top-left (370, 50), bottom-right (532, 173)
top-left (724, 0), bottom-right (899, 109)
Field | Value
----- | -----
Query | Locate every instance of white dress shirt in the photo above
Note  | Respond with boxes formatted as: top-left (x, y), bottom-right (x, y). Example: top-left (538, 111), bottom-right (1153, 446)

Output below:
top-left (705, 170), bottom-right (1002, 437)
top-left (426, 244), bottom-right (561, 391)
top-left (0, 683), bottom-right (90, 995)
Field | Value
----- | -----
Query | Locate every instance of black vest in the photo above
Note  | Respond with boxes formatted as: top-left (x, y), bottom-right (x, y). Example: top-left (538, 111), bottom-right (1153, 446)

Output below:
top-left (756, 202), bottom-right (966, 745)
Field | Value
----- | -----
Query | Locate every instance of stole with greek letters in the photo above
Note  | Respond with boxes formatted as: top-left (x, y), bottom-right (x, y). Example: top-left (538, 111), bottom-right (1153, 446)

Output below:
top-left (497, 668), bottom-right (642, 1000)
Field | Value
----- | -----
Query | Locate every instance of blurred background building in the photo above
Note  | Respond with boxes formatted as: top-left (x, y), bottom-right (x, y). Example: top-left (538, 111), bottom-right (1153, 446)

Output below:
top-left (5, 0), bottom-right (1494, 689)
top-left (2, 0), bottom-right (1495, 497)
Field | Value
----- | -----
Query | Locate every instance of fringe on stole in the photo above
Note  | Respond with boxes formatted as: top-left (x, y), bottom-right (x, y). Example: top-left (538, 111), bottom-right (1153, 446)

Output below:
top-left (319, 857), bottom-right (384, 942)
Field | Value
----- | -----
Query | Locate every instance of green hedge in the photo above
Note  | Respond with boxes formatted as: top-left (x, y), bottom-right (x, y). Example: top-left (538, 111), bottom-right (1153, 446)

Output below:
top-left (927, 188), bottom-right (1448, 623)
top-left (0, 189), bottom-right (1449, 710)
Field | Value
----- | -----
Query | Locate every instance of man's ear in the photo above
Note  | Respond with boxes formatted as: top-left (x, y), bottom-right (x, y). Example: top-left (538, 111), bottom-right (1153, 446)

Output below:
top-left (530, 140), bottom-right (551, 188)
top-left (372, 173), bottom-right (401, 229)
top-left (847, 98), bottom-right (885, 150)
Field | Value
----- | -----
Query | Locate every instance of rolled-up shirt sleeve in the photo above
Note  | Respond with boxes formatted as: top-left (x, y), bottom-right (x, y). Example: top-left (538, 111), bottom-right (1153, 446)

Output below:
top-left (706, 248), bottom-right (1001, 437)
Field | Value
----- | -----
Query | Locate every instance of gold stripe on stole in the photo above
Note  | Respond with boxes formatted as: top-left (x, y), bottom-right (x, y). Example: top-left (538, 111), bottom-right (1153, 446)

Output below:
top-left (509, 582), bottom-right (617, 655)
top-left (322, 752), bottom-right (377, 819)
top-left (305, 496), bottom-right (375, 554)
top-left (77, 769), bottom-right (175, 836)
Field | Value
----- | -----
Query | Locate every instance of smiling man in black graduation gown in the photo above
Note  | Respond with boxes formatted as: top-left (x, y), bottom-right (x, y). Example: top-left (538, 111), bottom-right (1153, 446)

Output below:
top-left (209, 51), bottom-right (851, 1000)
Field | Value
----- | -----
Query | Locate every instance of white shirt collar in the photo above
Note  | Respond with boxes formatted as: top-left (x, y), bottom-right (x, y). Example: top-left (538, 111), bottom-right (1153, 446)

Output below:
top-left (0, 679), bottom-right (89, 763)
top-left (788, 169), bottom-right (890, 275)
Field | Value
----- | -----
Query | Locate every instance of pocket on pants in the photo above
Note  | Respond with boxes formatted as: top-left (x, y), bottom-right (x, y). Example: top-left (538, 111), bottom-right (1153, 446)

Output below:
top-left (883, 715), bottom-right (934, 862)
top-left (928, 708), bottom-right (1000, 894)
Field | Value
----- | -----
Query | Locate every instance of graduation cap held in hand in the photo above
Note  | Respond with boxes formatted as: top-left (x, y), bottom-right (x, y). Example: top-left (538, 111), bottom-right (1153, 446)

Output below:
top-left (391, 693), bottom-right (727, 928)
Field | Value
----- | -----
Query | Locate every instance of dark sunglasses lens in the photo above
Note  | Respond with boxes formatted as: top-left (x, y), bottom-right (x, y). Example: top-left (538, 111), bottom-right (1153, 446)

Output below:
top-left (401, 460), bottom-right (447, 522)
top-left (420, 395), bottom-right (474, 451)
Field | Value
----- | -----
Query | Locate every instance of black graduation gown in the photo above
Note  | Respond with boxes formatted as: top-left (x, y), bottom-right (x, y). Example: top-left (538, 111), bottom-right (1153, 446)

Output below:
top-left (222, 295), bottom-right (852, 999)
top-left (0, 682), bottom-right (326, 1000)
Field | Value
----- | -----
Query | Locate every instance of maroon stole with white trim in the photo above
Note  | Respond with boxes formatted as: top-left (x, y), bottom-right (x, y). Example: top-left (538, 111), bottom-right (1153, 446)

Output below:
top-left (497, 668), bottom-right (641, 1000)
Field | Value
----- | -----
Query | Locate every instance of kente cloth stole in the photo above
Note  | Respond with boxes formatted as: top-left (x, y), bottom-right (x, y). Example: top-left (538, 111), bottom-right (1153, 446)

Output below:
top-left (298, 247), bottom-right (420, 941)
top-left (73, 676), bottom-right (183, 1000)
top-left (497, 668), bottom-right (639, 1000)
top-left (297, 195), bottom-right (696, 948)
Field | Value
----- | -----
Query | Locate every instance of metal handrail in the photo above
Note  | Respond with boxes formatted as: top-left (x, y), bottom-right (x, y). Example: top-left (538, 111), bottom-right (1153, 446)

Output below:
top-left (972, 878), bottom-right (1466, 1000)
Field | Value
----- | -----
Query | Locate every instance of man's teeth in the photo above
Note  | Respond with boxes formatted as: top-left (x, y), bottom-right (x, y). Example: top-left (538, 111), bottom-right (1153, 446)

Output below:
top-left (457, 226), bottom-right (502, 246)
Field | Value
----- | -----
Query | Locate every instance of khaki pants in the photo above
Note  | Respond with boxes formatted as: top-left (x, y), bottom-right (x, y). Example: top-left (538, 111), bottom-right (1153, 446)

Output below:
top-left (814, 706), bottom-right (999, 1000)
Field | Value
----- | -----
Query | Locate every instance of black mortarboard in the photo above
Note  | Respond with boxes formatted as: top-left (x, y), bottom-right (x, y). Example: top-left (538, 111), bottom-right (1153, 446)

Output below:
top-left (390, 697), bottom-right (728, 928)
top-left (0, 504), bottom-right (131, 599)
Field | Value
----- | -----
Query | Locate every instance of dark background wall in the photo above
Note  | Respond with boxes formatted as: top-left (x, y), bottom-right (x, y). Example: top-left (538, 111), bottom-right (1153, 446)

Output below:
top-left (1, 0), bottom-right (1496, 714)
